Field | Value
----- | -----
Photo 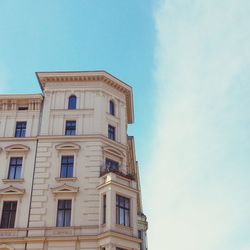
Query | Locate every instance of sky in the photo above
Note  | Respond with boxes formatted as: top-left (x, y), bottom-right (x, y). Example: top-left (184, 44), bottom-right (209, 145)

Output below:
top-left (1, 1), bottom-right (250, 250)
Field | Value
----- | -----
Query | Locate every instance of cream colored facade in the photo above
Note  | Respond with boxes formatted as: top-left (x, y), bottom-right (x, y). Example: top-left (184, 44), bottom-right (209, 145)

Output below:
top-left (0, 71), bottom-right (148, 250)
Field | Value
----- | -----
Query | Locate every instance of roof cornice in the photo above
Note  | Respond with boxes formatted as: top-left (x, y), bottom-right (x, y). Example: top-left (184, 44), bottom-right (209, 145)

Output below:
top-left (0, 94), bottom-right (43, 100)
top-left (36, 71), bottom-right (134, 123)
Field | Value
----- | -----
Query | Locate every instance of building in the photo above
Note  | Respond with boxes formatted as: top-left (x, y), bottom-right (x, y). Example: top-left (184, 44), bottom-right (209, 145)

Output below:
top-left (0, 71), bottom-right (148, 250)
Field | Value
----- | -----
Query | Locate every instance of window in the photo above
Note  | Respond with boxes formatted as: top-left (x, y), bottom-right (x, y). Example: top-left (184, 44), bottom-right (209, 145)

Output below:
top-left (18, 106), bottom-right (28, 110)
top-left (138, 230), bottom-right (143, 250)
top-left (109, 100), bottom-right (115, 115)
top-left (56, 200), bottom-right (72, 227)
top-left (60, 156), bottom-right (74, 178)
top-left (116, 195), bottom-right (130, 227)
top-left (15, 121), bottom-right (26, 137)
top-left (105, 158), bottom-right (119, 172)
top-left (65, 120), bottom-right (76, 135)
top-left (103, 194), bottom-right (106, 224)
top-left (68, 95), bottom-right (77, 109)
top-left (8, 157), bottom-right (22, 179)
top-left (0, 201), bottom-right (17, 228)
top-left (108, 125), bottom-right (115, 140)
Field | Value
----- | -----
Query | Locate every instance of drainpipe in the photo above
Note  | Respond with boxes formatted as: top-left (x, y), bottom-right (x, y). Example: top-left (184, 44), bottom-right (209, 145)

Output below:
top-left (25, 96), bottom-right (44, 250)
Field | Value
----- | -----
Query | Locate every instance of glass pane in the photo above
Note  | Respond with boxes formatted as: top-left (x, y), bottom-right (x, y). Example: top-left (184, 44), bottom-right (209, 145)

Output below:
top-left (68, 156), bottom-right (74, 164)
top-left (57, 210), bottom-right (64, 227)
top-left (17, 158), bottom-right (23, 165)
top-left (67, 166), bottom-right (73, 177)
top-left (65, 200), bottom-right (72, 209)
top-left (116, 207), bottom-right (119, 223)
top-left (0, 211), bottom-right (9, 228)
top-left (119, 208), bottom-right (125, 225)
top-left (10, 202), bottom-right (17, 211)
top-left (15, 165), bottom-right (22, 179)
top-left (65, 210), bottom-right (71, 226)
top-left (125, 198), bottom-right (130, 209)
top-left (68, 96), bottom-right (77, 109)
top-left (8, 166), bottom-right (15, 179)
top-left (9, 211), bottom-right (16, 228)
top-left (58, 200), bottom-right (64, 209)
top-left (60, 166), bottom-right (67, 178)
top-left (61, 156), bottom-right (68, 163)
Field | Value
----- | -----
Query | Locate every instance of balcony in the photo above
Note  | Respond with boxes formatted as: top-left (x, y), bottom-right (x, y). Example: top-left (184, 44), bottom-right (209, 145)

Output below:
top-left (100, 164), bottom-right (135, 180)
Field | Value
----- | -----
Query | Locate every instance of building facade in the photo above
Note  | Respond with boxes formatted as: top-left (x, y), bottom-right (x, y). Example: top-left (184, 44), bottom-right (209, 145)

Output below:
top-left (0, 71), bottom-right (148, 250)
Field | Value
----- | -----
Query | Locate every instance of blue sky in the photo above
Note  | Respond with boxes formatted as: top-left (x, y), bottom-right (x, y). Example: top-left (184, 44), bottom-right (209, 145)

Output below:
top-left (1, 1), bottom-right (250, 250)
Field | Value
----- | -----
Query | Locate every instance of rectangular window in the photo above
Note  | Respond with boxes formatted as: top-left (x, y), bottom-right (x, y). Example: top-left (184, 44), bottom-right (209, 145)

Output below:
top-left (15, 121), bottom-right (27, 137)
top-left (108, 125), bottom-right (115, 140)
top-left (0, 201), bottom-right (17, 228)
top-left (105, 158), bottom-right (119, 172)
top-left (8, 157), bottom-right (22, 179)
top-left (60, 156), bottom-right (74, 178)
top-left (65, 120), bottom-right (76, 135)
top-left (56, 200), bottom-right (72, 227)
top-left (18, 106), bottom-right (28, 110)
top-left (116, 195), bottom-right (130, 227)
top-left (138, 230), bottom-right (143, 250)
top-left (103, 194), bottom-right (106, 224)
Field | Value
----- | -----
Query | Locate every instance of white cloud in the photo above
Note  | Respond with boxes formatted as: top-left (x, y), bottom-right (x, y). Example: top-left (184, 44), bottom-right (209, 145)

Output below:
top-left (146, 1), bottom-right (250, 249)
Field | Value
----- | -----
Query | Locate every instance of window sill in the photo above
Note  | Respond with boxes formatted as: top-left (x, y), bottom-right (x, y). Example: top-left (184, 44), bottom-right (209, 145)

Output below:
top-left (55, 177), bottom-right (78, 182)
top-left (2, 178), bottom-right (24, 184)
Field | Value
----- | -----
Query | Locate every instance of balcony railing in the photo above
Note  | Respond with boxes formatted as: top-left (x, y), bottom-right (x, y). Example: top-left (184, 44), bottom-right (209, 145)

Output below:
top-left (100, 164), bottom-right (135, 180)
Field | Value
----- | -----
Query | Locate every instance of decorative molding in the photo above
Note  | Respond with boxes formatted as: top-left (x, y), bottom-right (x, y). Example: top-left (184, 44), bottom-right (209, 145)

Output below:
top-left (2, 178), bottom-right (24, 184)
top-left (55, 142), bottom-right (81, 152)
top-left (0, 185), bottom-right (25, 196)
top-left (4, 144), bottom-right (30, 154)
top-left (51, 184), bottom-right (79, 195)
top-left (55, 177), bottom-right (78, 182)
top-left (103, 146), bottom-right (125, 158)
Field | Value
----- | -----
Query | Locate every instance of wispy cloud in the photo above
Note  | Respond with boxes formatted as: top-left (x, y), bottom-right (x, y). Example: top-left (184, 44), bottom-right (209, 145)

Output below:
top-left (147, 1), bottom-right (250, 249)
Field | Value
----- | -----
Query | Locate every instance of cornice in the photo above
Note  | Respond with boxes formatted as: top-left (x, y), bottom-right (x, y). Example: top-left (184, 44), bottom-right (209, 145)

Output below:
top-left (0, 94), bottom-right (43, 101)
top-left (36, 71), bottom-right (134, 123)
top-left (37, 134), bottom-right (128, 150)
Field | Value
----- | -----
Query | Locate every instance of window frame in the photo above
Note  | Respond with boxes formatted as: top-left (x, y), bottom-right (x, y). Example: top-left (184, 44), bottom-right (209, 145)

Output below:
top-left (8, 157), bottom-right (23, 180)
top-left (56, 199), bottom-right (72, 227)
top-left (60, 155), bottom-right (74, 178)
top-left (0, 200), bottom-right (17, 228)
top-left (15, 121), bottom-right (27, 137)
top-left (103, 194), bottom-right (106, 224)
top-left (108, 125), bottom-right (116, 141)
top-left (109, 100), bottom-right (115, 116)
top-left (68, 95), bottom-right (77, 110)
top-left (116, 195), bottom-right (130, 227)
top-left (65, 120), bottom-right (76, 136)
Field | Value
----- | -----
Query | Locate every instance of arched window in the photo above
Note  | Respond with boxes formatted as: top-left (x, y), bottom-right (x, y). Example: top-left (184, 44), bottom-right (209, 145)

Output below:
top-left (68, 95), bottom-right (77, 109)
top-left (109, 100), bottom-right (115, 115)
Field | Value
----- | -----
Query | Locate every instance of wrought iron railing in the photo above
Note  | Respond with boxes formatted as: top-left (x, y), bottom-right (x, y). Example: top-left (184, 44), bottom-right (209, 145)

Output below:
top-left (100, 164), bottom-right (135, 180)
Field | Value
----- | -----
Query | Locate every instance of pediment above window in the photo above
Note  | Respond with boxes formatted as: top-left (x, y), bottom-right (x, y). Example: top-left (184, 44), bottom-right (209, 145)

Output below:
top-left (103, 146), bottom-right (125, 158)
top-left (4, 144), bottom-right (30, 154)
top-left (0, 185), bottom-right (25, 196)
top-left (51, 184), bottom-right (79, 195)
top-left (55, 143), bottom-right (81, 152)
